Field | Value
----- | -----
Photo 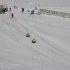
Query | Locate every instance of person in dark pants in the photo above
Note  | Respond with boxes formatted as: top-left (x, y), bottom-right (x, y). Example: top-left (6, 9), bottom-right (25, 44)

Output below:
top-left (12, 13), bottom-right (14, 18)
top-left (31, 10), bottom-right (34, 14)
top-left (9, 8), bottom-right (11, 12)
top-left (22, 8), bottom-right (24, 13)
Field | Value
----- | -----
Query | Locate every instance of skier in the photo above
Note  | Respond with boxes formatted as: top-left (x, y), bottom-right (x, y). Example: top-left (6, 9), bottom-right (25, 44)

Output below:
top-left (22, 8), bottom-right (24, 13)
top-left (12, 13), bottom-right (14, 18)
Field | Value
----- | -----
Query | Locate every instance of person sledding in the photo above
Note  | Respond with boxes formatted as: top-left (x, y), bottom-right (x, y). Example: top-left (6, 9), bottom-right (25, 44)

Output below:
top-left (26, 33), bottom-right (30, 37)
top-left (32, 38), bottom-right (36, 43)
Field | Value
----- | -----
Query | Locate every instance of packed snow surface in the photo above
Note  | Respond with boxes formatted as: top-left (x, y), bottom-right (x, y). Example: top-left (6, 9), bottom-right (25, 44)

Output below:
top-left (0, 0), bottom-right (70, 70)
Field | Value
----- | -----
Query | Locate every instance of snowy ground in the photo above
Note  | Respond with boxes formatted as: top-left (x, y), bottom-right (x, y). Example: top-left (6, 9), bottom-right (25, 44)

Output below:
top-left (0, 0), bottom-right (70, 70)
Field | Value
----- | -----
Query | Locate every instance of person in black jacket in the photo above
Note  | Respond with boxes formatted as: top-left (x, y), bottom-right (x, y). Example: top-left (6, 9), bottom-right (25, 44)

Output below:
top-left (22, 8), bottom-right (24, 13)
top-left (9, 8), bottom-right (11, 12)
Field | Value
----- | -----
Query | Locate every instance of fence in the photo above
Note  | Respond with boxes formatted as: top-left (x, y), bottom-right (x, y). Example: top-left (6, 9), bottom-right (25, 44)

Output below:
top-left (38, 9), bottom-right (70, 18)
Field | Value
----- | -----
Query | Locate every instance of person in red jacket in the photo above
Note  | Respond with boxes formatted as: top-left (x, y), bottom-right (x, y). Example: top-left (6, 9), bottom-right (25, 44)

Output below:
top-left (12, 13), bottom-right (14, 18)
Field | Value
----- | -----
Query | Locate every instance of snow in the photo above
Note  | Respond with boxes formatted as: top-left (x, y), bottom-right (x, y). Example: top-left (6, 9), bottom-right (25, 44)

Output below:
top-left (0, 0), bottom-right (70, 70)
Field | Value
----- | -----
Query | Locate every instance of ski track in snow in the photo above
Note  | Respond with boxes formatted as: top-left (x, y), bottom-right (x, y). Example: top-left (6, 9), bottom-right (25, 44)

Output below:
top-left (11, 9), bottom-right (70, 65)
top-left (0, 3), bottom-right (70, 70)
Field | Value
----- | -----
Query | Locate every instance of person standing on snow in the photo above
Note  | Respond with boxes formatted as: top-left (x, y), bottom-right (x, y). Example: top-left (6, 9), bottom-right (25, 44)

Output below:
top-left (35, 7), bottom-right (37, 10)
top-left (22, 7), bottom-right (24, 13)
top-left (9, 7), bottom-right (11, 12)
top-left (12, 13), bottom-right (14, 18)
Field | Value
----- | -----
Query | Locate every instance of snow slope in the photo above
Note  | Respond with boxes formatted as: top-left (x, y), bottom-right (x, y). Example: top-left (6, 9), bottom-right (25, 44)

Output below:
top-left (0, 0), bottom-right (70, 70)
